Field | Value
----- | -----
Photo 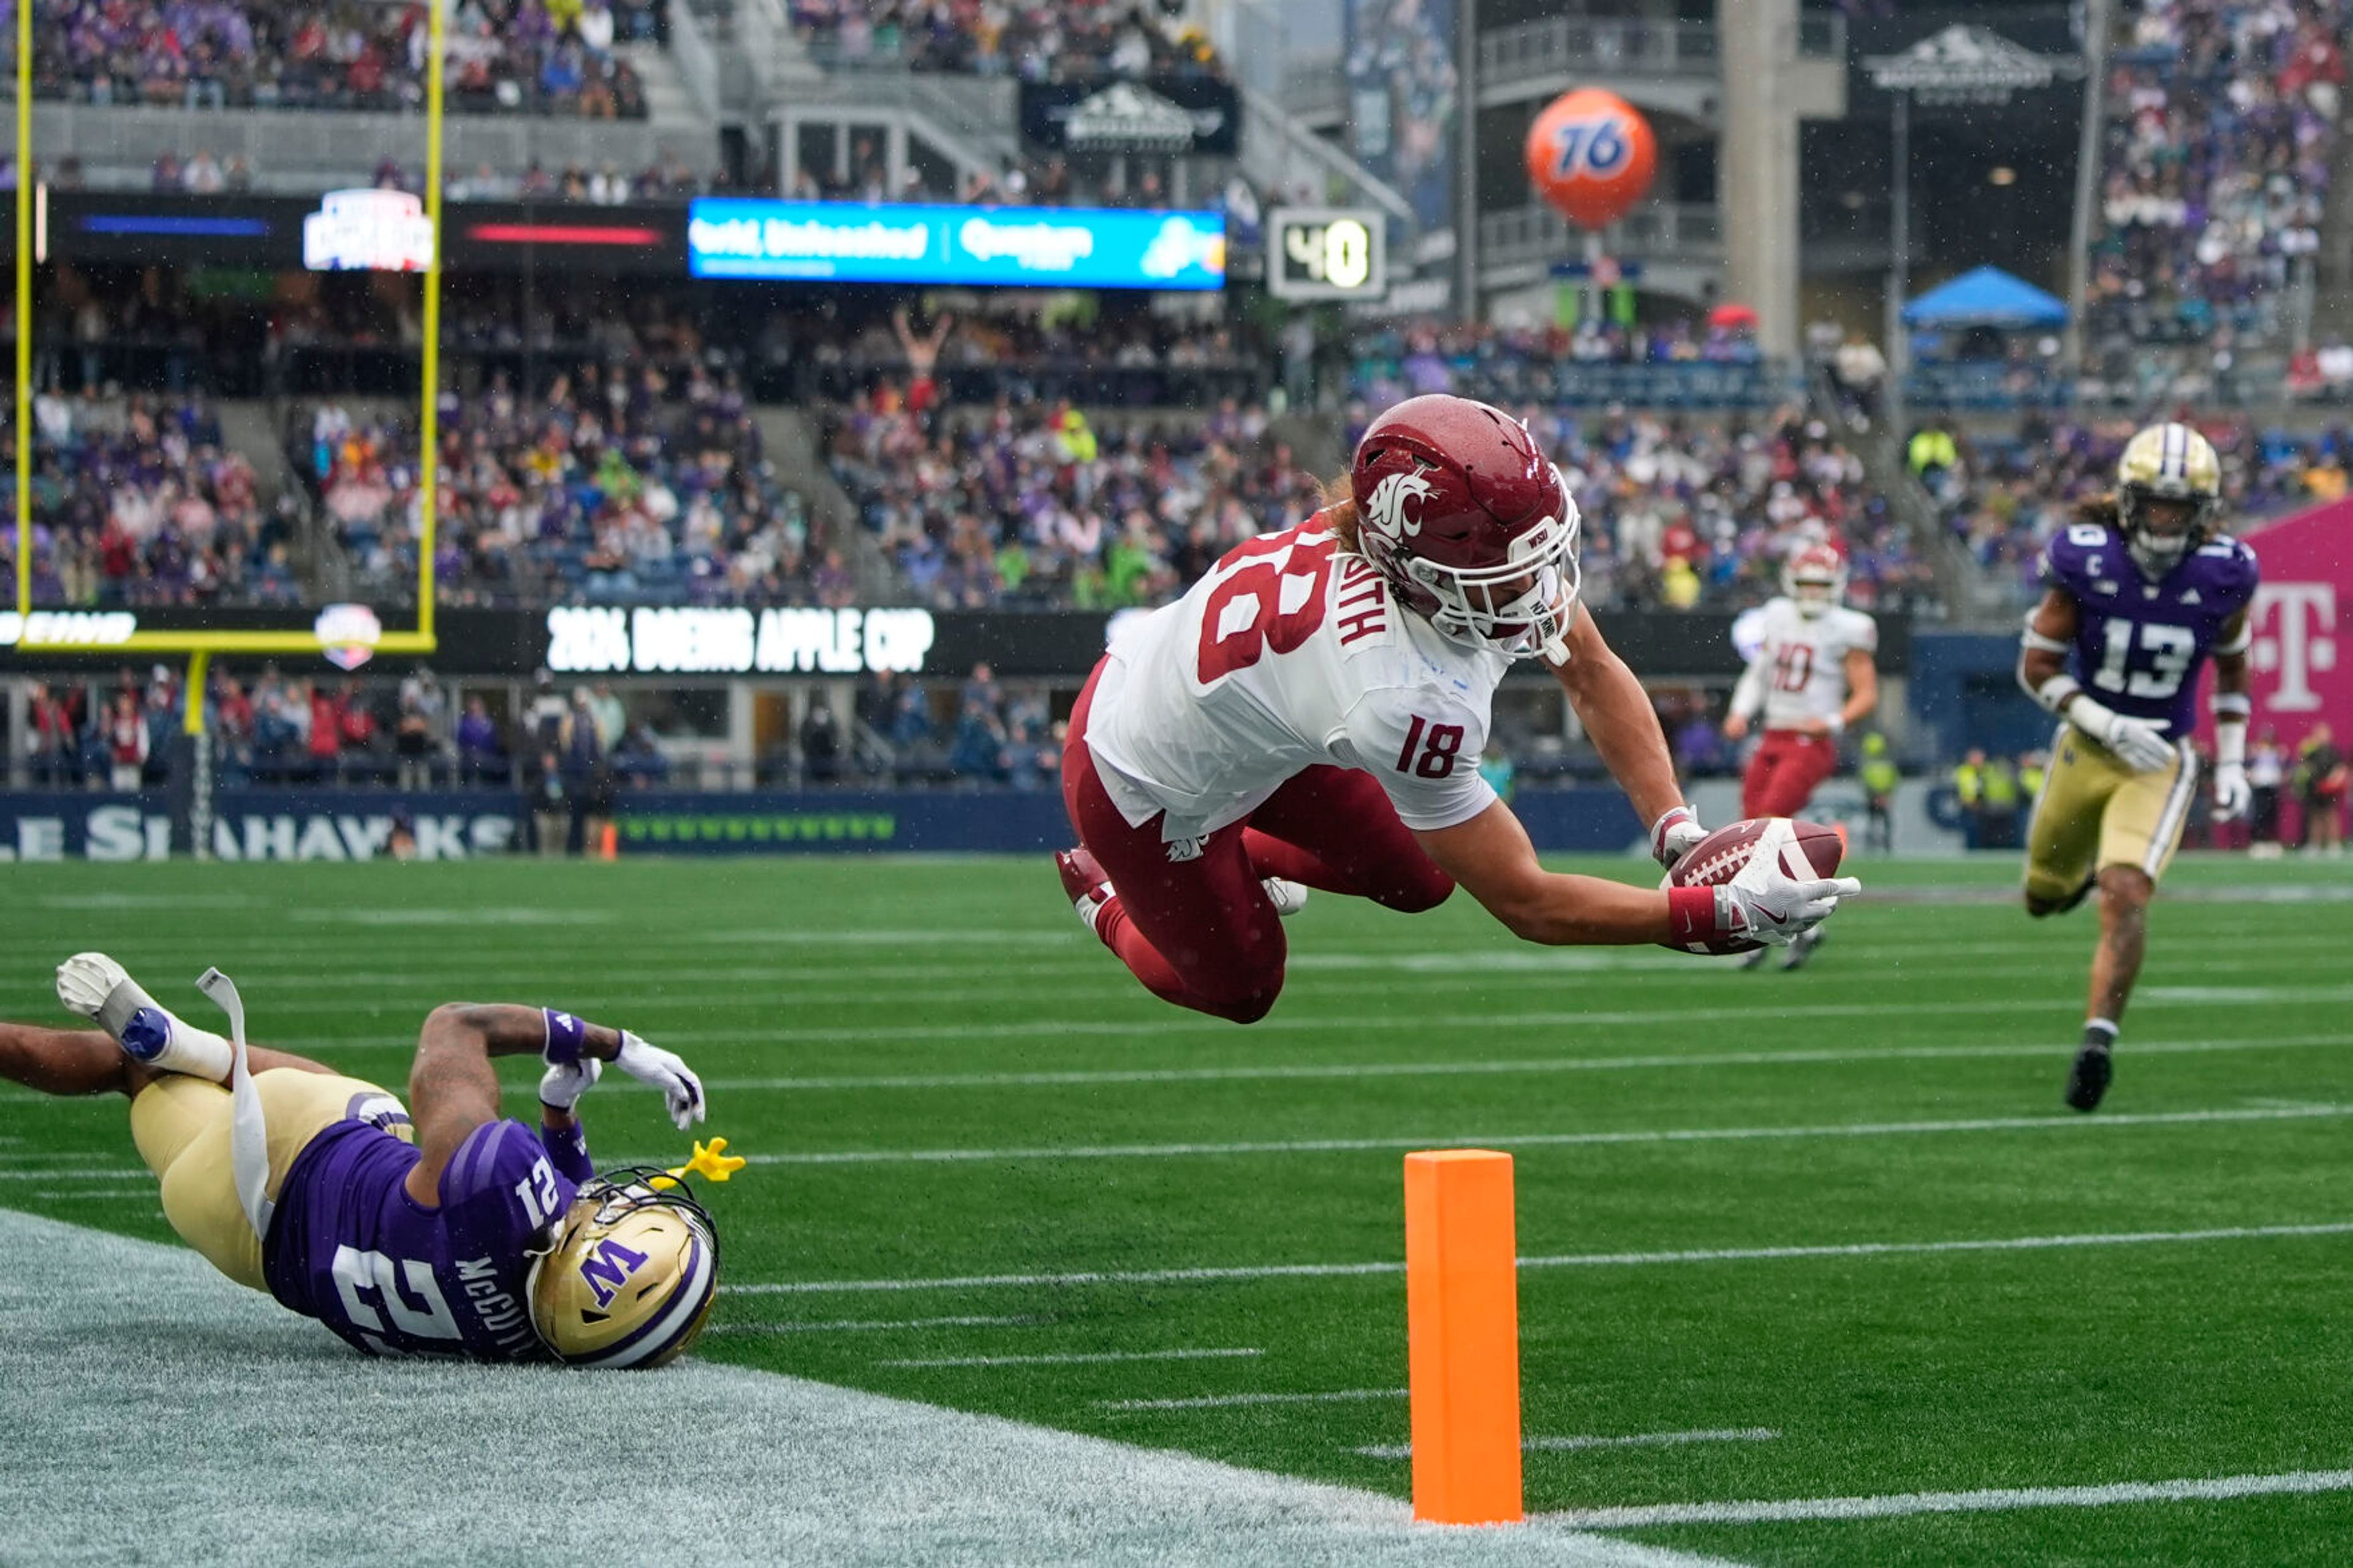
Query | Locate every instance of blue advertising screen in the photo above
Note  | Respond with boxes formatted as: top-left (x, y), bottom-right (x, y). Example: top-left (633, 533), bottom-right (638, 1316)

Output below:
top-left (686, 199), bottom-right (1226, 290)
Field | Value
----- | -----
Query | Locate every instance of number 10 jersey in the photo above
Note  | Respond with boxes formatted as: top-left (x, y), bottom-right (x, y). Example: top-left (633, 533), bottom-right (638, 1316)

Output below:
top-left (2040, 522), bottom-right (2259, 736)
top-left (1085, 521), bottom-right (1508, 846)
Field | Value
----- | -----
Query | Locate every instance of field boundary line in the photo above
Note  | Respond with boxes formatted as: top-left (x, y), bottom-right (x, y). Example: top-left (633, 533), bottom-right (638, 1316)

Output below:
top-left (735, 1219), bottom-right (2353, 1295)
top-left (1356, 1429), bottom-right (1781, 1460)
top-left (1542, 1468), bottom-right (2353, 1528)
top-left (877, 1347), bottom-right (1263, 1369)
top-left (1101, 1388), bottom-right (1408, 1411)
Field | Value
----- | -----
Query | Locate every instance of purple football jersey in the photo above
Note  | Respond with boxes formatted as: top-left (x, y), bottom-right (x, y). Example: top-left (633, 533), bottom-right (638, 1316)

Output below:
top-left (264, 1118), bottom-right (580, 1361)
top-left (2040, 523), bottom-right (2259, 734)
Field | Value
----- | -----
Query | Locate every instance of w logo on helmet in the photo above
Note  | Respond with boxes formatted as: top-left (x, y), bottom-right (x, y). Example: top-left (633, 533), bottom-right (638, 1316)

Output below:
top-left (577, 1238), bottom-right (650, 1308)
top-left (1365, 472), bottom-right (1434, 540)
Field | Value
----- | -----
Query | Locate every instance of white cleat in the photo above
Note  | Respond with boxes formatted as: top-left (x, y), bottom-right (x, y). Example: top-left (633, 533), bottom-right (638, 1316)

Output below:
top-left (56, 952), bottom-right (232, 1081)
top-left (1262, 877), bottom-right (1310, 918)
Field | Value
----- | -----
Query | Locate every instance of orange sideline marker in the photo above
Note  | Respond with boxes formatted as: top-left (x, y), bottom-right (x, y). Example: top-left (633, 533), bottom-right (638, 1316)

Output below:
top-left (1404, 1149), bottom-right (1522, 1525)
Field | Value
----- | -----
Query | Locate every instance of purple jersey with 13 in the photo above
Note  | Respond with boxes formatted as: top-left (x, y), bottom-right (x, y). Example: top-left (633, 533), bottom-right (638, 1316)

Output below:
top-left (263, 1118), bottom-right (583, 1360)
top-left (2040, 523), bottom-right (2259, 735)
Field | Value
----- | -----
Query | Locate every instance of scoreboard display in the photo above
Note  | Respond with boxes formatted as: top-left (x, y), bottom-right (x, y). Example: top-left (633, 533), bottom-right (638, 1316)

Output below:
top-left (1268, 207), bottom-right (1384, 301)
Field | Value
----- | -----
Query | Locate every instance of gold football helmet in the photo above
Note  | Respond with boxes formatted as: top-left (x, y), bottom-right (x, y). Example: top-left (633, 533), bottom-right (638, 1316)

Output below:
top-left (2115, 422), bottom-right (2221, 578)
top-left (529, 1169), bottom-right (719, 1368)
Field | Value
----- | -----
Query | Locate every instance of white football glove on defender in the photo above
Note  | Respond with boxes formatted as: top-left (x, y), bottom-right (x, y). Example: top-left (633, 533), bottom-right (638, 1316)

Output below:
top-left (1718, 838), bottom-right (1860, 947)
top-left (2210, 760), bottom-right (2251, 821)
top-left (538, 1053), bottom-right (602, 1115)
top-left (615, 1031), bottom-right (706, 1130)
top-left (2068, 697), bottom-right (2176, 774)
top-left (1650, 805), bottom-right (1708, 870)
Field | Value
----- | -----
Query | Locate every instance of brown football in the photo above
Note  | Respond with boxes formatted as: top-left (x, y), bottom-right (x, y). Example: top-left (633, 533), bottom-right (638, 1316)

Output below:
top-left (1662, 817), bottom-right (1847, 955)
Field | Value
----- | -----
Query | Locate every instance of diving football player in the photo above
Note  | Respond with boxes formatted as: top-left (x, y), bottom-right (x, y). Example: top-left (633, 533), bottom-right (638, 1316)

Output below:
top-left (0, 954), bottom-right (720, 1365)
top-left (2017, 422), bottom-right (2259, 1110)
top-left (1055, 393), bottom-right (1859, 1022)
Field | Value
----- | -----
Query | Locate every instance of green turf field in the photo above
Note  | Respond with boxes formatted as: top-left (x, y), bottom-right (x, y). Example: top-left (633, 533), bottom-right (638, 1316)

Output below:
top-left (3, 854), bottom-right (2350, 1565)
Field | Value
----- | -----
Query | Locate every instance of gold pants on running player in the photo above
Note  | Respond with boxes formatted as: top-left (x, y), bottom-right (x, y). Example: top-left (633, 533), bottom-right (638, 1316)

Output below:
top-left (2023, 724), bottom-right (2199, 906)
top-left (128, 1070), bottom-right (411, 1292)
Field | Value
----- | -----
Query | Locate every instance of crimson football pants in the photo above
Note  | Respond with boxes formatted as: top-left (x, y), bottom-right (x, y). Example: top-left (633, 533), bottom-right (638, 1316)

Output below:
top-left (1740, 729), bottom-right (1839, 820)
top-left (1062, 660), bottom-right (1455, 1023)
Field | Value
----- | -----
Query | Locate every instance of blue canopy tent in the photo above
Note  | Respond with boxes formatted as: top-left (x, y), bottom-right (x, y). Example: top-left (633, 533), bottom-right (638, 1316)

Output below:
top-left (1901, 267), bottom-right (2068, 330)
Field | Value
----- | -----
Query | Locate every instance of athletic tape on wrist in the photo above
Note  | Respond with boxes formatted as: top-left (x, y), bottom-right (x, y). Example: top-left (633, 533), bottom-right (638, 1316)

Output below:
top-left (2211, 692), bottom-right (2253, 718)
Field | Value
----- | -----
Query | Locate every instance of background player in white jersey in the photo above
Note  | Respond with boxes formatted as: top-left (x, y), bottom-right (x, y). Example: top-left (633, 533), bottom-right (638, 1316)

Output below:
top-left (1055, 393), bottom-right (1859, 1022)
top-left (1720, 542), bottom-right (1880, 968)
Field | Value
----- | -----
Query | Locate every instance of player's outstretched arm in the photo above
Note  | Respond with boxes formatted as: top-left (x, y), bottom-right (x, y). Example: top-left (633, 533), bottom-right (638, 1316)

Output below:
top-left (1414, 802), bottom-right (1854, 947)
top-left (1840, 648), bottom-right (1879, 732)
top-left (1548, 608), bottom-right (1688, 832)
top-left (404, 1005), bottom-right (624, 1205)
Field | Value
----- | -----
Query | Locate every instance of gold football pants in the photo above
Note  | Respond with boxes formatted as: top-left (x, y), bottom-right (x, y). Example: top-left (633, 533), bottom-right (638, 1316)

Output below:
top-left (129, 1070), bottom-right (409, 1292)
top-left (2022, 722), bottom-right (2199, 906)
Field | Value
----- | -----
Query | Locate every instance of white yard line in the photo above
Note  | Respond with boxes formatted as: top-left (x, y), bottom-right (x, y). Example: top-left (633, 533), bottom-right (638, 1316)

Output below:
top-left (694, 1102), bottom-right (2353, 1168)
top-left (709, 1314), bottom-right (1045, 1335)
top-left (1102, 1388), bottom-right (1409, 1412)
top-left (1357, 1430), bottom-right (1782, 1460)
top-left (1543, 1469), bottom-right (2353, 1529)
top-left (0, 1208), bottom-right (1738, 1568)
top-left (879, 1347), bottom-right (1265, 1369)
top-left (737, 1219), bottom-right (2353, 1295)
top-left (700, 1033), bottom-right (2353, 1094)
top-left (650, 989), bottom-right (2353, 1046)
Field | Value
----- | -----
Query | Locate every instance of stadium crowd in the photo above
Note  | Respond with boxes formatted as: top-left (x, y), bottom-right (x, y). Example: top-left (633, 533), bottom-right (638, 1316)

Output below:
top-left (294, 362), bottom-right (845, 607)
top-left (4, 391), bottom-right (301, 608)
top-left (788, 0), bottom-right (1223, 79)
top-left (28, 0), bottom-right (658, 116)
top-left (2086, 0), bottom-right (2344, 347)
top-left (1914, 412), bottom-right (2353, 598)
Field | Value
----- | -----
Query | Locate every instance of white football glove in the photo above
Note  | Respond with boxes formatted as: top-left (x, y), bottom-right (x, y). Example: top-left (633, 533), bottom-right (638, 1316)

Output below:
top-left (2211, 760), bottom-right (2251, 822)
top-left (1718, 833), bottom-right (1861, 947)
top-left (538, 1053), bottom-right (601, 1115)
top-left (1650, 805), bottom-right (1708, 870)
top-left (615, 1031), bottom-right (706, 1131)
top-left (2069, 697), bottom-right (2176, 773)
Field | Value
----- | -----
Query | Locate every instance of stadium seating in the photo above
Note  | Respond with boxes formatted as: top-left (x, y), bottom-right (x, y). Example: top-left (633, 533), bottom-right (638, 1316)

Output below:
top-left (6, 392), bottom-right (299, 607)
top-left (2087, 0), bottom-right (2344, 348)
top-left (290, 365), bottom-right (839, 607)
top-left (789, 0), bottom-right (1223, 79)
top-left (32, 0), bottom-right (658, 117)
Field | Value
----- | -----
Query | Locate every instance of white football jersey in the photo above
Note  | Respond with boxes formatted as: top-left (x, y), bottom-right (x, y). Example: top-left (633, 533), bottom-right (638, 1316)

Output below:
top-left (1746, 597), bottom-right (1877, 730)
top-left (1086, 521), bottom-right (1507, 844)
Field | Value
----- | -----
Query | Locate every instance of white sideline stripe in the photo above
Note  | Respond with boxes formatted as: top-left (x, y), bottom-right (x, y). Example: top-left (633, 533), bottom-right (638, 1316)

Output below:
top-left (29, 1188), bottom-right (159, 1200)
top-left (654, 989), bottom-right (2353, 1045)
top-left (0, 1168), bottom-right (146, 1181)
top-left (1542, 1469), bottom-right (2353, 1529)
top-left (879, 1347), bottom-right (1265, 1369)
top-left (0, 1208), bottom-right (1736, 1568)
top-left (710, 1314), bottom-right (1045, 1335)
top-left (735, 1219), bottom-right (2353, 1295)
top-left (702, 1033), bottom-right (2353, 1094)
top-left (695, 1102), bottom-right (2353, 1168)
top-left (1103, 1388), bottom-right (1409, 1412)
top-left (1357, 1429), bottom-right (1782, 1460)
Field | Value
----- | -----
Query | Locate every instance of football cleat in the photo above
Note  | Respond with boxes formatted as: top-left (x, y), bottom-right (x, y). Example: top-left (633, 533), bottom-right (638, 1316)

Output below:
top-left (56, 952), bottom-right (231, 1081)
top-left (1262, 877), bottom-right (1309, 918)
top-left (2064, 1042), bottom-right (2113, 1113)
top-left (1056, 846), bottom-right (1115, 934)
top-left (1737, 945), bottom-right (1771, 971)
top-left (529, 1168), bottom-right (720, 1368)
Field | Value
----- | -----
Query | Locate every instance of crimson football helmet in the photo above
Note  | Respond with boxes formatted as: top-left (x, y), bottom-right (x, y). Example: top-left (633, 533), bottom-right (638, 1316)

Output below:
top-left (1347, 395), bottom-right (1581, 662)
top-left (1782, 542), bottom-right (1847, 618)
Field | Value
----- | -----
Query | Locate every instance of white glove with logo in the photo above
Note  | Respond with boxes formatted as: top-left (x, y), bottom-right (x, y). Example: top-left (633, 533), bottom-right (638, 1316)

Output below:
top-left (2211, 760), bottom-right (2251, 821)
top-left (615, 1031), bottom-right (707, 1131)
top-left (538, 1053), bottom-right (601, 1115)
top-left (1718, 837), bottom-right (1860, 947)
top-left (2070, 697), bottom-right (2176, 774)
top-left (1650, 805), bottom-right (1708, 871)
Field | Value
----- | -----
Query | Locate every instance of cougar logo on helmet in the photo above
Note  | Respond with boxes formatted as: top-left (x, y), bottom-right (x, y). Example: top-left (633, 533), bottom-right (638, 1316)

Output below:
top-left (1365, 471), bottom-right (1434, 540)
